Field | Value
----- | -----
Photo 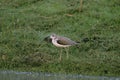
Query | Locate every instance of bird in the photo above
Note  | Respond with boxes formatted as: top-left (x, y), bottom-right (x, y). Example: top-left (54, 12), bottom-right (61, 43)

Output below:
top-left (44, 33), bottom-right (79, 61)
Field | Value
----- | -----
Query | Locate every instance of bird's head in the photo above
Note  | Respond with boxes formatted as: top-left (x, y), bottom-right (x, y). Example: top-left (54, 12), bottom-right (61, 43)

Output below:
top-left (50, 33), bottom-right (57, 40)
top-left (44, 33), bottom-right (58, 43)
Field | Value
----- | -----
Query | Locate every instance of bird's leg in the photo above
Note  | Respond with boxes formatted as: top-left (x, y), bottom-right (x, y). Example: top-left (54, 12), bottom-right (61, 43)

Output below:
top-left (59, 48), bottom-right (62, 61)
top-left (65, 47), bottom-right (69, 59)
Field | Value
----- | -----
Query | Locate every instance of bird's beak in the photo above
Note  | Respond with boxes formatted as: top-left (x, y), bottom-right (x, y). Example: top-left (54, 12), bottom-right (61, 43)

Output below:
top-left (44, 36), bottom-right (52, 43)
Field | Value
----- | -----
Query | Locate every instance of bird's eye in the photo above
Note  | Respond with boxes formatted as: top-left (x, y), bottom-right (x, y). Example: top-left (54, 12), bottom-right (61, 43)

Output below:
top-left (52, 34), bottom-right (55, 37)
top-left (52, 35), bottom-right (54, 37)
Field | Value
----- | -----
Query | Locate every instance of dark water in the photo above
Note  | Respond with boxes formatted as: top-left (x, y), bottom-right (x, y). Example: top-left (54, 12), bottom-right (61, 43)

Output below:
top-left (0, 70), bottom-right (119, 80)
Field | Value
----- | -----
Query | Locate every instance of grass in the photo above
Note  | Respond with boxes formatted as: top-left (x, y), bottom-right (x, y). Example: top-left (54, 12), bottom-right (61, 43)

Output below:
top-left (0, 0), bottom-right (120, 76)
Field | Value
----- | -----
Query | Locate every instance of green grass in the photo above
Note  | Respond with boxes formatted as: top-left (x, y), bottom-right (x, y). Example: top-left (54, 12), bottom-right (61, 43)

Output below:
top-left (0, 0), bottom-right (120, 76)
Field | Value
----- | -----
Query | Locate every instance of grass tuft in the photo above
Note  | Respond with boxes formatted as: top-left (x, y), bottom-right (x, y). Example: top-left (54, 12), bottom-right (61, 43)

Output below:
top-left (0, 0), bottom-right (120, 76)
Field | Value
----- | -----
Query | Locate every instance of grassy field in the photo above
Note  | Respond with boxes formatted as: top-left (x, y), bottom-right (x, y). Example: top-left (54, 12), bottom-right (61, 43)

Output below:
top-left (0, 0), bottom-right (120, 76)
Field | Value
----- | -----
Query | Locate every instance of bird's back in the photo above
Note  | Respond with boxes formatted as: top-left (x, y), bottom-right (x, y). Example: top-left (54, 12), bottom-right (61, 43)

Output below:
top-left (57, 36), bottom-right (78, 45)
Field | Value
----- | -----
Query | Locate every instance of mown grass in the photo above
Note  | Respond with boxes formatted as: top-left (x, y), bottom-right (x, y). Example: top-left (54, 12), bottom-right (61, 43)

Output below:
top-left (0, 0), bottom-right (120, 76)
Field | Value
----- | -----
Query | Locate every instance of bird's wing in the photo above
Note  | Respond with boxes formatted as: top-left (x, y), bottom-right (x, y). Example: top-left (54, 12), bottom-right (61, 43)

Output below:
top-left (57, 39), bottom-right (70, 45)
top-left (57, 37), bottom-right (77, 45)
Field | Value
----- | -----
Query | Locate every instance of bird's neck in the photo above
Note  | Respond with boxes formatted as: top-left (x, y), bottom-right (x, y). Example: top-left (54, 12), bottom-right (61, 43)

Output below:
top-left (52, 38), bottom-right (58, 44)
